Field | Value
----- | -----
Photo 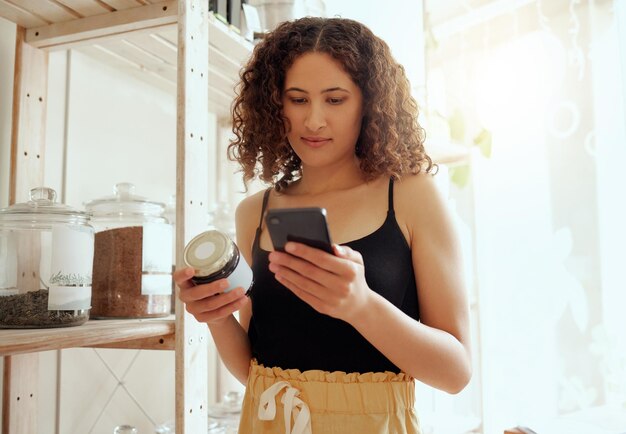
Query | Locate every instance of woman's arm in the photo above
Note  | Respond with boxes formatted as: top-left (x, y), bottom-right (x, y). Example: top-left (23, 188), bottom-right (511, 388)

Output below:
top-left (351, 173), bottom-right (471, 392)
top-left (174, 267), bottom-right (251, 384)
top-left (175, 192), bottom-right (264, 384)
top-left (267, 174), bottom-right (472, 393)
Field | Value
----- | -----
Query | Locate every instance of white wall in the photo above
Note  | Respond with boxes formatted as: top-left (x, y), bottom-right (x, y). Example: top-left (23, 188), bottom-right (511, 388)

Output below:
top-left (61, 50), bottom-right (177, 208)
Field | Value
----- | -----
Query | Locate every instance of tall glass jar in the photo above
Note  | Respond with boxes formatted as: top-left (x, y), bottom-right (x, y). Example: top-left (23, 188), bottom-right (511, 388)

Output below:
top-left (85, 183), bottom-right (173, 318)
top-left (0, 187), bottom-right (94, 328)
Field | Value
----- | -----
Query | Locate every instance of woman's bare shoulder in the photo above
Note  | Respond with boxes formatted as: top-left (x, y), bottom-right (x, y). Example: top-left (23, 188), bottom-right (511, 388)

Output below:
top-left (394, 172), bottom-right (444, 209)
top-left (236, 189), bottom-right (268, 217)
top-left (394, 171), bottom-right (452, 237)
top-left (235, 189), bottom-right (270, 257)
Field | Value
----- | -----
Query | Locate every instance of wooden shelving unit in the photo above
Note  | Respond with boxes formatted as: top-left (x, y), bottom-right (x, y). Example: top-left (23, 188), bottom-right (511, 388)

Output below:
top-left (0, 1), bottom-right (252, 433)
top-left (0, 318), bottom-right (176, 357)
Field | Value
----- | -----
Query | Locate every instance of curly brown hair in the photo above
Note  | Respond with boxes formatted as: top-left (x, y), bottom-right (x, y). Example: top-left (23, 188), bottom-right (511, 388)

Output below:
top-left (229, 16), bottom-right (434, 191)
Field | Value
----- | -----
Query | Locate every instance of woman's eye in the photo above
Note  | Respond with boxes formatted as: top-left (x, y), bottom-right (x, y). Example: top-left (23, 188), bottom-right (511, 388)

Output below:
top-left (328, 98), bottom-right (343, 105)
top-left (291, 98), bottom-right (307, 104)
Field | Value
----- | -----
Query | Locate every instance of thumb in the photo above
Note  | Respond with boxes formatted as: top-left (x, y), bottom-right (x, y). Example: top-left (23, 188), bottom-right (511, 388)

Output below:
top-left (173, 267), bottom-right (196, 289)
top-left (333, 244), bottom-right (364, 264)
top-left (333, 244), bottom-right (352, 257)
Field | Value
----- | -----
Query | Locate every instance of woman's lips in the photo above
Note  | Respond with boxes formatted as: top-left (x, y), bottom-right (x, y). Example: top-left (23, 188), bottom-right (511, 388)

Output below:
top-left (301, 137), bottom-right (331, 148)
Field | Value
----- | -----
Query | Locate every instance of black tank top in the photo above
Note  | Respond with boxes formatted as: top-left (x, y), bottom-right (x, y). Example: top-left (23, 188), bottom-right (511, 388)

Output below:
top-left (247, 179), bottom-right (420, 374)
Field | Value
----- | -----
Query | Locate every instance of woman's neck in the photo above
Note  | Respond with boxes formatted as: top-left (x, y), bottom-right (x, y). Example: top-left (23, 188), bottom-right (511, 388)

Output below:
top-left (289, 159), bottom-right (365, 196)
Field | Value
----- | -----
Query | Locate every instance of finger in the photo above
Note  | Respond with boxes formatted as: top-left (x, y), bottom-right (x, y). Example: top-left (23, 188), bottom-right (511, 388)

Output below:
top-left (331, 244), bottom-right (365, 280)
top-left (269, 253), bottom-right (340, 290)
top-left (173, 267), bottom-right (196, 290)
top-left (194, 295), bottom-right (249, 323)
top-left (179, 279), bottom-right (229, 302)
top-left (185, 287), bottom-right (247, 315)
top-left (282, 242), bottom-right (341, 274)
top-left (333, 244), bottom-right (364, 265)
top-left (275, 274), bottom-right (326, 314)
top-left (270, 260), bottom-right (348, 307)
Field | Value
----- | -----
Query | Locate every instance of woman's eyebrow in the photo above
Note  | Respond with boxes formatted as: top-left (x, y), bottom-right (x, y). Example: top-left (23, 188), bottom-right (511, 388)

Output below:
top-left (284, 87), bottom-right (308, 93)
top-left (284, 86), bottom-right (351, 93)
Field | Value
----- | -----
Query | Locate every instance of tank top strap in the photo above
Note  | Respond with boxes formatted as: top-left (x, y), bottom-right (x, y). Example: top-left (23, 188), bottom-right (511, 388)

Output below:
top-left (388, 178), bottom-right (395, 214)
top-left (252, 188), bottom-right (272, 250)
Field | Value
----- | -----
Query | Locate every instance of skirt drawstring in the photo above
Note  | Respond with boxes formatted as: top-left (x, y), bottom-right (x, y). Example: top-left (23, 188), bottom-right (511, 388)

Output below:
top-left (258, 381), bottom-right (312, 434)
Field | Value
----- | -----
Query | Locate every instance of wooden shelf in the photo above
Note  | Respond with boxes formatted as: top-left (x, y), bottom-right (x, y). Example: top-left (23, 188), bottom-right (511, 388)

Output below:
top-left (0, 317), bottom-right (175, 357)
top-left (0, 0), bottom-right (253, 117)
top-left (75, 13), bottom-right (252, 115)
top-left (1, 1), bottom-right (222, 431)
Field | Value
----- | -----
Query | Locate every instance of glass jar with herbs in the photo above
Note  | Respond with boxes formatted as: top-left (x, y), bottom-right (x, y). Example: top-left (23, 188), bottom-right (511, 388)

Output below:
top-left (0, 187), bottom-right (94, 328)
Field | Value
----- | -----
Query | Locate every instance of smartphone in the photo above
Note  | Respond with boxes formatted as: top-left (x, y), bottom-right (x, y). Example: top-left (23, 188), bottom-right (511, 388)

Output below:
top-left (265, 207), bottom-right (334, 254)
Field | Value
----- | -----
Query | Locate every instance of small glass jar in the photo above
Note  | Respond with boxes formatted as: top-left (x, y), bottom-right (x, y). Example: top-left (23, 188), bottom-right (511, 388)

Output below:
top-left (0, 187), bottom-right (94, 328)
top-left (153, 420), bottom-right (228, 434)
top-left (85, 183), bottom-right (173, 318)
top-left (183, 230), bottom-right (252, 294)
top-left (207, 391), bottom-right (243, 434)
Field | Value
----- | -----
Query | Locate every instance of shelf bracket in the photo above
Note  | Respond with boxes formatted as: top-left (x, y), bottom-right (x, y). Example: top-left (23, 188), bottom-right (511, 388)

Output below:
top-left (25, 1), bottom-right (177, 51)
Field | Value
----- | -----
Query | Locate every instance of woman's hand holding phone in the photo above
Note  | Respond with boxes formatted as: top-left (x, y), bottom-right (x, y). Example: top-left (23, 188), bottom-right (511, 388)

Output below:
top-left (265, 207), bottom-right (334, 254)
top-left (174, 267), bottom-right (249, 325)
top-left (267, 242), bottom-right (373, 325)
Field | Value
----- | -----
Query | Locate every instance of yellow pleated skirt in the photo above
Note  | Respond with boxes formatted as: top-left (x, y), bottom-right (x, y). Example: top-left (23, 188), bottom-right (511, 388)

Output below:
top-left (237, 360), bottom-right (421, 434)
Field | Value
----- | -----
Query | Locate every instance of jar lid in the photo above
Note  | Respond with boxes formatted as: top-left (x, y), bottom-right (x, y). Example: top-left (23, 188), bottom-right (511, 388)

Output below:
top-left (183, 230), bottom-right (235, 277)
top-left (0, 187), bottom-right (90, 224)
top-left (85, 182), bottom-right (166, 220)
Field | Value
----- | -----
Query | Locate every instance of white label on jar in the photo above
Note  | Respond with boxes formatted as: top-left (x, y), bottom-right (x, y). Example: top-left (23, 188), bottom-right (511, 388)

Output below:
top-left (226, 255), bottom-right (253, 293)
top-left (48, 225), bottom-right (94, 310)
top-left (142, 223), bottom-right (173, 295)
top-left (0, 231), bottom-right (17, 291)
top-left (49, 286), bottom-right (91, 310)
top-left (141, 273), bottom-right (172, 295)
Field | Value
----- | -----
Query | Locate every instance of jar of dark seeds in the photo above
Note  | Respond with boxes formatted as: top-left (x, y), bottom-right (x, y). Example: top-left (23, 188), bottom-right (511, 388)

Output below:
top-left (0, 187), bottom-right (94, 328)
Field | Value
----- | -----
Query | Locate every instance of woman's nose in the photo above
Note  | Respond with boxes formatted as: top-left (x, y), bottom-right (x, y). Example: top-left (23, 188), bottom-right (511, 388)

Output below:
top-left (304, 104), bottom-right (326, 131)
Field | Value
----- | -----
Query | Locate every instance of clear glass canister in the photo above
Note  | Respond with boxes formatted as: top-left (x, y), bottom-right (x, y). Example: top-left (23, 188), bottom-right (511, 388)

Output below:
top-left (0, 187), bottom-right (94, 328)
top-left (85, 183), bottom-right (173, 318)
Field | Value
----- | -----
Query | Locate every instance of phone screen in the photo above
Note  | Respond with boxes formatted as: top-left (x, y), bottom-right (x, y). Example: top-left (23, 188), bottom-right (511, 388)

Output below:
top-left (265, 207), bottom-right (334, 254)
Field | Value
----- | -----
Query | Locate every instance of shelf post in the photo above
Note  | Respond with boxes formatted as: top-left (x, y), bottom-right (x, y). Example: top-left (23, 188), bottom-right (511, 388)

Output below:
top-left (3, 26), bottom-right (49, 434)
top-left (175, 0), bottom-right (211, 433)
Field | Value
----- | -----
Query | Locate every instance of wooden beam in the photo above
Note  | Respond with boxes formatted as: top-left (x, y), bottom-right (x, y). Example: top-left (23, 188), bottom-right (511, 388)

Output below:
top-left (9, 26), bottom-right (48, 205)
top-left (9, 0), bottom-right (80, 22)
top-left (3, 24), bottom-right (48, 434)
top-left (87, 333), bottom-right (175, 350)
top-left (0, 1), bottom-right (48, 28)
top-left (2, 355), bottom-right (38, 434)
top-left (176, 0), bottom-right (210, 433)
top-left (24, 0), bottom-right (177, 51)
top-left (0, 319), bottom-right (176, 357)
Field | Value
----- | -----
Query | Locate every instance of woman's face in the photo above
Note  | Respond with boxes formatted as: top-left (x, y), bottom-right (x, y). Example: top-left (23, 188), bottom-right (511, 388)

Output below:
top-left (282, 52), bottom-right (364, 169)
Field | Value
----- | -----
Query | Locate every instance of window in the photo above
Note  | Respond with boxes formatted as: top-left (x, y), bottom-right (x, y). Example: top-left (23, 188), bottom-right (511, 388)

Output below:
top-left (424, 1), bottom-right (626, 432)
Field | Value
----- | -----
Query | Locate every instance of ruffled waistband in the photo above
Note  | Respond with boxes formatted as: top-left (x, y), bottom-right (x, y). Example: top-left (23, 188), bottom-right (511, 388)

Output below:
top-left (247, 360), bottom-right (415, 414)
top-left (250, 359), bottom-right (414, 384)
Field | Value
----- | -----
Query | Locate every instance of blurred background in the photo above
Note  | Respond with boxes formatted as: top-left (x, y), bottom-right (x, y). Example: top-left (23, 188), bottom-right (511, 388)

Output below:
top-left (418, 1), bottom-right (626, 433)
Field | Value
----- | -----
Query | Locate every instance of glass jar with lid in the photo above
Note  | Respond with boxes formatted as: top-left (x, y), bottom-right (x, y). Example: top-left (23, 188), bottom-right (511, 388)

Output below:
top-left (0, 187), bottom-right (94, 328)
top-left (85, 182), bottom-right (173, 318)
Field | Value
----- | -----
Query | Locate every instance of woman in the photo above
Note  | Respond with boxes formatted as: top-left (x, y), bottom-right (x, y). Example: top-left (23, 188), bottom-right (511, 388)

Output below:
top-left (175, 16), bottom-right (471, 434)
